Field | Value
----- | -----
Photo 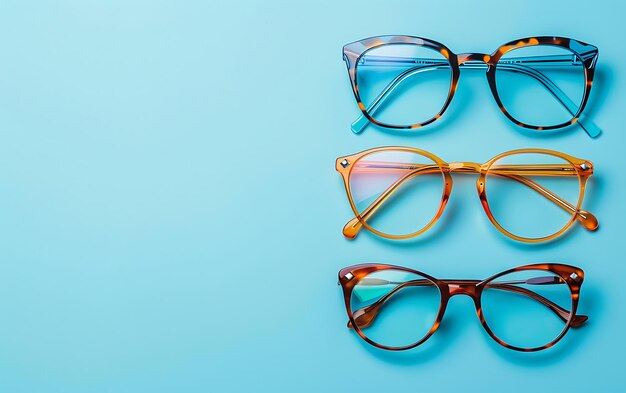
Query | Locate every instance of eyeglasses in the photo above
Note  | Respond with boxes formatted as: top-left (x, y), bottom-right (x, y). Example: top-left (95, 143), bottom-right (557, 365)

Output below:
top-left (336, 147), bottom-right (598, 242)
top-left (343, 36), bottom-right (600, 138)
top-left (339, 263), bottom-right (587, 352)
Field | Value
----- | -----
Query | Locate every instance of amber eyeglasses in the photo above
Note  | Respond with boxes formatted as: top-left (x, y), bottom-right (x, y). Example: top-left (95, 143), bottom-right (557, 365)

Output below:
top-left (339, 263), bottom-right (587, 352)
top-left (344, 36), bottom-right (600, 137)
top-left (336, 147), bottom-right (598, 242)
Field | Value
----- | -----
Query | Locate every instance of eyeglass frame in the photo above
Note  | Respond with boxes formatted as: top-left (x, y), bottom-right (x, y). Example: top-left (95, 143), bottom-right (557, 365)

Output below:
top-left (336, 147), bottom-right (598, 243)
top-left (343, 35), bottom-right (600, 137)
top-left (338, 263), bottom-right (587, 352)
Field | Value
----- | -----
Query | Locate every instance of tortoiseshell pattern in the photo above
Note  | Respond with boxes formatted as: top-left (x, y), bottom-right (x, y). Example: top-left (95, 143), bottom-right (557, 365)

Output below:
top-left (343, 36), bottom-right (599, 136)
top-left (338, 263), bottom-right (587, 352)
top-left (336, 147), bottom-right (598, 243)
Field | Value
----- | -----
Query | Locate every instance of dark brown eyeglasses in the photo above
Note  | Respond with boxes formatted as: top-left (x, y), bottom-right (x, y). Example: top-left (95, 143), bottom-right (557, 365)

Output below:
top-left (338, 263), bottom-right (587, 352)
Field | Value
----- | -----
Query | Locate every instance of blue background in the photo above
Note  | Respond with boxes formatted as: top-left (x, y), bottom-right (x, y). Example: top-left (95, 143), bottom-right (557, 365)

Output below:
top-left (0, 1), bottom-right (623, 391)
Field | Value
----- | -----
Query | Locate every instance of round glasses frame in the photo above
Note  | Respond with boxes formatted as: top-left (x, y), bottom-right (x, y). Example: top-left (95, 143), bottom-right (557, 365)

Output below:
top-left (336, 147), bottom-right (597, 243)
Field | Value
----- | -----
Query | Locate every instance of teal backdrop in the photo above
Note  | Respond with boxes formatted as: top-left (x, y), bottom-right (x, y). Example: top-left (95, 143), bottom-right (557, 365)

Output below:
top-left (0, 0), bottom-right (623, 391)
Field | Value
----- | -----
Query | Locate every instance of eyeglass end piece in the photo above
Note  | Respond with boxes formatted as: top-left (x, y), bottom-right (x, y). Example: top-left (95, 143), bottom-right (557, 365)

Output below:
top-left (351, 115), bottom-right (369, 134)
top-left (343, 217), bottom-right (362, 239)
top-left (578, 210), bottom-right (599, 231)
top-left (571, 314), bottom-right (588, 327)
top-left (350, 306), bottom-right (377, 329)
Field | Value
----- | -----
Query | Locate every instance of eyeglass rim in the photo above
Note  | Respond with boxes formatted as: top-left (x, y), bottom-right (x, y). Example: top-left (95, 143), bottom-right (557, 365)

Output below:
top-left (343, 35), bottom-right (598, 132)
top-left (338, 263), bottom-right (585, 352)
top-left (336, 147), bottom-right (595, 243)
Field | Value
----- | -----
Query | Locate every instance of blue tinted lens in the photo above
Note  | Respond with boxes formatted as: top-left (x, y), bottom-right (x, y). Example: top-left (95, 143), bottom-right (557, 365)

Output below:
top-left (349, 150), bottom-right (445, 237)
top-left (350, 269), bottom-right (440, 348)
top-left (495, 45), bottom-right (586, 127)
top-left (355, 44), bottom-right (451, 127)
top-left (481, 270), bottom-right (572, 349)
top-left (485, 152), bottom-right (580, 240)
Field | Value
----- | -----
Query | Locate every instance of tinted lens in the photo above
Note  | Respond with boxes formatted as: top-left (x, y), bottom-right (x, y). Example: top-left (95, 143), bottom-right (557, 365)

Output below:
top-left (481, 269), bottom-right (572, 349)
top-left (350, 269), bottom-right (441, 348)
top-left (495, 45), bottom-right (586, 127)
top-left (355, 44), bottom-right (452, 127)
top-left (485, 153), bottom-right (580, 240)
top-left (348, 150), bottom-right (445, 237)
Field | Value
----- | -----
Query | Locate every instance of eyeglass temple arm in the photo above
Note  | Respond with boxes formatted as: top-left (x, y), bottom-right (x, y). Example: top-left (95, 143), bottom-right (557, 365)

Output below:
top-left (348, 278), bottom-right (587, 330)
top-left (350, 54), bottom-right (601, 138)
top-left (502, 172), bottom-right (597, 228)
top-left (343, 163), bottom-right (597, 239)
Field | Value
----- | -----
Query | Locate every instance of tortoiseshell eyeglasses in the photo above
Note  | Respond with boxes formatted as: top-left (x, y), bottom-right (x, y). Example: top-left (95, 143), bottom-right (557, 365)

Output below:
top-left (339, 263), bottom-right (587, 352)
top-left (343, 36), bottom-right (600, 137)
top-left (336, 147), bottom-right (598, 243)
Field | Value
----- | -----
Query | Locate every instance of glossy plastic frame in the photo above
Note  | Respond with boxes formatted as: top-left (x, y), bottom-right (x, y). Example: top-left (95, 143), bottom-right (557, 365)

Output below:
top-left (343, 35), bottom-right (600, 137)
top-left (336, 147), bottom-right (598, 243)
top-left (338, 263), bottom-right (587, 352)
